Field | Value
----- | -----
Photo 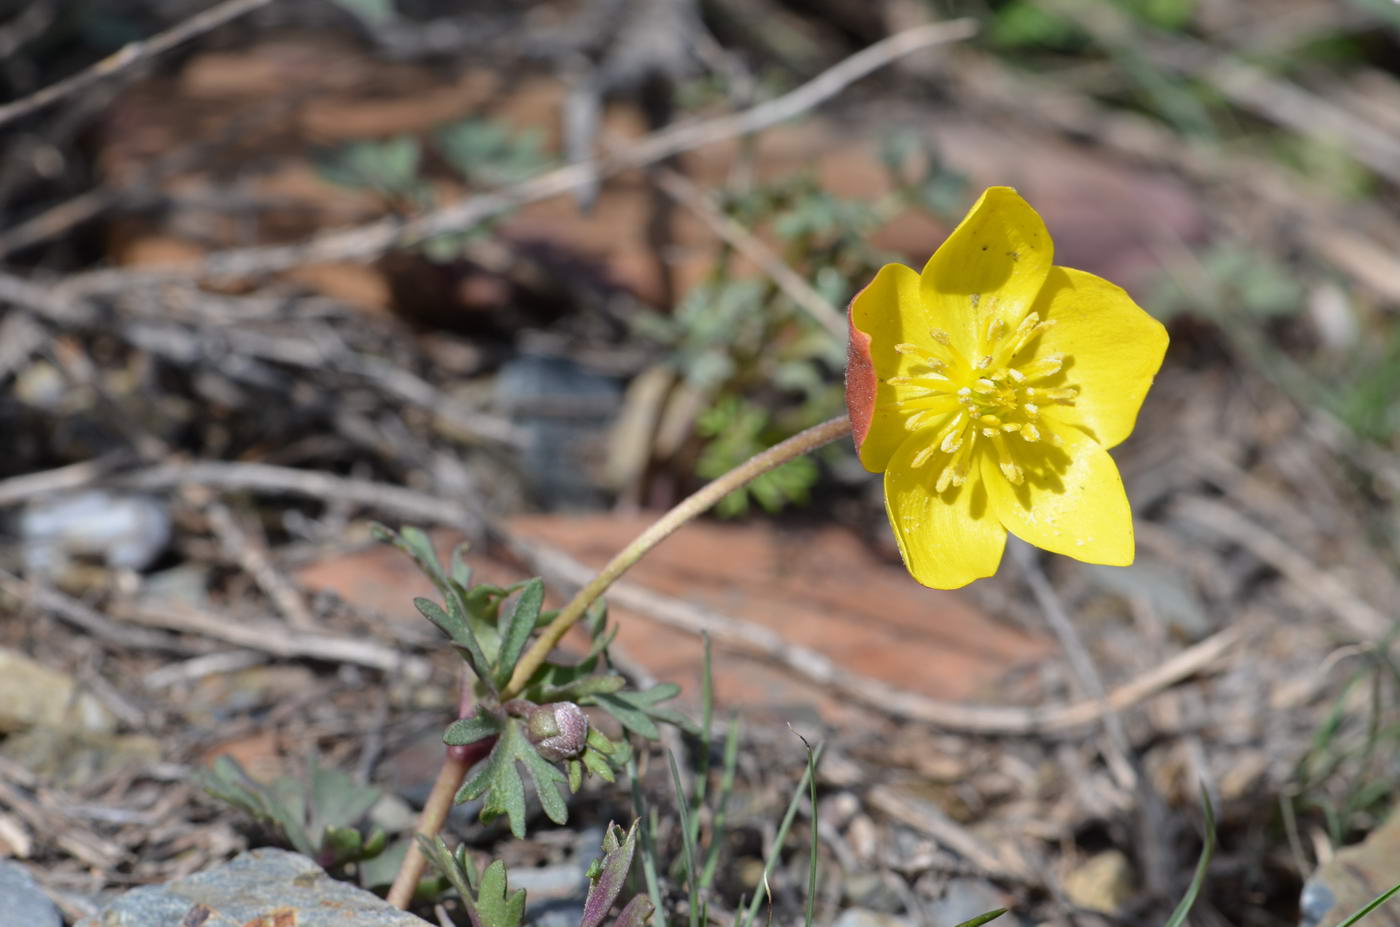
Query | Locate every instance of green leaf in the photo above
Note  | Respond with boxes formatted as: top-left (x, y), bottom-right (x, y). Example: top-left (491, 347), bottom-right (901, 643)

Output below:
top-left (583, 747), bottom-right (617, 784)
top-left (470, 859), bottom-right (528, 927)
top-left (445, 712), bottom-right (504, 746)
top-left (951, 910), bottom-right (1007, 927)
top-left (590, 684), bottom-right (696, 739)
top-left (457, 718), bottom-right (569, 837)
top-left (329, 0), bottom-right (396, 24)
top-left (316, 137), bottom-right (422, 197)
top-left (518, 733), bottom-right (570, 826)
top-left (436, 119), bottom-right (553, 185)
top-left (415, 597), bottom-right (490, 678)
top-left (196, 754), bottom-right (381, 866)
top-left (418, 836), bottom-right (476, 907)
top-left (495, 579), bottom-right (544, 689)
top-left (306, 755), bottom-right (381, 847)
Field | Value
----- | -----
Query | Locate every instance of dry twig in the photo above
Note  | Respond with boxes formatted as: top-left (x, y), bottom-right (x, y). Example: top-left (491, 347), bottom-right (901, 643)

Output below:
top-left (0, 0), bottom-right (275, 129)
top-left (513, 534), bottom-right (1242, 734)
top-left (61, 19), bottom-right (977, 290)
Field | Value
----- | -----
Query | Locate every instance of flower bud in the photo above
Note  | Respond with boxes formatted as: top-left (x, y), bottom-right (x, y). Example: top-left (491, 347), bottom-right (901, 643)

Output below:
top-left (526, 701), bottom-right (588, 762)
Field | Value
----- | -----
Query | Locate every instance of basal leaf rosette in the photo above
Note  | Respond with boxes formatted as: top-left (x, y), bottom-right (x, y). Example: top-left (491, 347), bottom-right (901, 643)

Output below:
top-left (847, 186), bottom-right (1168, 589)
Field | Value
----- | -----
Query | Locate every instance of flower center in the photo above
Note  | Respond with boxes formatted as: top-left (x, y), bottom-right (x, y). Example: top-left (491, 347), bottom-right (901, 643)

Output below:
top-left (881, 312), bottom-right (1078, 492)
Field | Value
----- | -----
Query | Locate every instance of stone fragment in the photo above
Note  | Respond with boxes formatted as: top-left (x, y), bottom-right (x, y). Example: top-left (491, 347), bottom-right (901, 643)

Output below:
top-left (924, 877), bottom-right (1007, 927)
top-left (1063, 849), bottom-right (1136, 915)
top-left (0, 649), bottom-right (115, 734)
top-left (0, 861), bottom-right (61, 927)
top-left (831, 908), bottom-right (910, 927)
top-left (0, 728), bottom-right (160, 789)
top-left (20, 490), bottom-right (171, 574)
top-left (75, 847), bottom-right (431, 926)
top-left (1301, 808), bottom-right (1400, 927)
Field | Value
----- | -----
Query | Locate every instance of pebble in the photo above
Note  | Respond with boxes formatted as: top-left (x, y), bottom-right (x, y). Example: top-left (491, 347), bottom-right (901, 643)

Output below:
top-left (74, 847), bottom-right (431, 926)
top-left (21, 490), bottom-right (171, 574)
top-left (0, 860), bottom-right (62, 927)
top-left (0, 648), bottom-right (115, 734)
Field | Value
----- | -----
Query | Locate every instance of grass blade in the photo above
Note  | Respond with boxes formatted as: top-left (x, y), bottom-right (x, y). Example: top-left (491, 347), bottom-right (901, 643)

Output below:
top-left (667, 750), bottom-right (702, 927)
top-left (628, 755), bottom-right (668, 927)
top-left (740, 742), bottom-right (826, 927)
top-left (699, 716), bottom-right (741, 891)
top-left (801, 735), bottom-right (819, 927)
top-left (1334, 881), bottom-right (1400, 927)
top-left (1163, 788), bottom-right (1217, 927)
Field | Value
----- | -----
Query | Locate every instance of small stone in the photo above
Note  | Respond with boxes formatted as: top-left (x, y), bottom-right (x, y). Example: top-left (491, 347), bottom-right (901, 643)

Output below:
top-left (0, 649), bottom-right (115, 734)
top-left (925, 876), bottom-right (1005, 927)
top-left (1063, 850), bottom-right (1135, 915)
top-left (75, 847), bottom-right (431, 926)
top-left (21, 490), bottom-right (171, 574)
top-left (0, 860), bottom-right (62, 927)
top-left (0, 728), bottom-right (160, 790)
top-left (1300, 806), bottom-right (1400, 927)
top-left (847, 814), bottom-right (879, 864)
top-left (831, 907), bottom-right (910, 927)
top-left (843, 873), bottom-right (903, 913)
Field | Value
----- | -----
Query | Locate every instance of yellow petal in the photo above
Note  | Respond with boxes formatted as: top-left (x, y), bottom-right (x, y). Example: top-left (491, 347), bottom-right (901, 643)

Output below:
top-left (848, 261), bottom-right (935, 473)
top-left (1030, 267), bottom-right (1169, 449)
top-left (981, 421), bottom-right (1134, 566)
top-left (884, 435), bottom-right (1007, 589)
top-left (920, 187), bottom-right (1053, 357)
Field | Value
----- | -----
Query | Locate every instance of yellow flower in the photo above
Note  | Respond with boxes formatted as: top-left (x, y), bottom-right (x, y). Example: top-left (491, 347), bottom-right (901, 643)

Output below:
top-left (846, 187), bottom-right (1168, 589)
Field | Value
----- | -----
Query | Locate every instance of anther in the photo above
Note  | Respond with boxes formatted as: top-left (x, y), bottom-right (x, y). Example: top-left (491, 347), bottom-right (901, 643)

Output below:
top-left (911, 444), bottom-right (938, 468)
top-left (929, 329), bottom-right (953, 346)
top-left (1021, 423), bottom-right (1041, 442)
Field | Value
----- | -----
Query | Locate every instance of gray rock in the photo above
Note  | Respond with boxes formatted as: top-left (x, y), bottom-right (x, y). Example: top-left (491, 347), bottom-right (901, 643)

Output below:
top-left (495, 355), bottom-right (621, 509)
top-left (75, 847), bottom-right (431, 926)
top-left (832, 908), bottom-right (910, 927)
top-left (21, 490), bottom-right (171, 574)
top-left (0, 860), bottom-right (62, 927)
top-left (924, 877), bottom-right (1006, 927)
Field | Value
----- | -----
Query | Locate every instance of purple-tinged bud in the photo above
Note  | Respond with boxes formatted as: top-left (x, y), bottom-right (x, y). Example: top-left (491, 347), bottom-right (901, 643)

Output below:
top-left (526, 701), bottom-right (589, 762)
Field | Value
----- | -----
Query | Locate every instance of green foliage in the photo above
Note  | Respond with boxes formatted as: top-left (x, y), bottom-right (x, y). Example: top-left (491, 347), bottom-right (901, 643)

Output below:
top-left (328, 0), bottom-right (397, 24)
top-left (436, 119), bottom-right (554, 186)
top-left (951, 911), bottom-right (1007, 927)
top-left (195, 754), bottom-right (385, 873)
top-left (1149, 242), bottom-right (1305, 322)
top-left (421, 841), bottom-right (527, 927)
top-left (456, 713), bottom-right (570, 838)
top-left (316, 137), bottom-right (426, 203)
top-left (988, 1), bottom-right (1083, 48)
top-left (737, 742), bottom-right (825, 927)
top-left (313, 115), bottom-right (553, 263)
top-left (420, 823), bottom-right (653, 927)
top-left (695, 397), bottom-right (819, 517)
top-left (1289, 660), bottom-right (1400, 845)
top-left (371, 524), bottom-right (690, 836)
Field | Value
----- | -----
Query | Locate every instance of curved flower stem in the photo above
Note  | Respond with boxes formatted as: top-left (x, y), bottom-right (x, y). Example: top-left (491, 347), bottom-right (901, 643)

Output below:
top-left (385, 748), bottom-right (476, 909)
top-left (500, 413), bottom-right (852, 700)
top-left (387, 672), bottom-right (492, 909)
top-left (386, 413), bottom-right (851, 909)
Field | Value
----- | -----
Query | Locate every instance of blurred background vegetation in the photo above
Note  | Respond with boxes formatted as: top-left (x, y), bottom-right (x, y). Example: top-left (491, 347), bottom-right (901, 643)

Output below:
top-left (3, 1), bottom-right (1400, 925)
